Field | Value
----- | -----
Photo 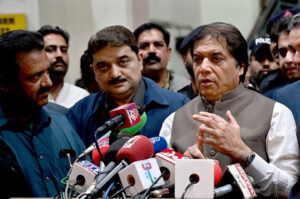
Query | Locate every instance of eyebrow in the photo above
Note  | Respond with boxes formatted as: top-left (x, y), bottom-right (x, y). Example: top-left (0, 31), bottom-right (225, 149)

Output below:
top-left (118, 55), bottom-right (130, 59)
top-left (211, 52), bottom-right (224, 56)
top-left (45, 44), bottom-right (68, 48)
top-left (193, 51), bottom-right (224, 56)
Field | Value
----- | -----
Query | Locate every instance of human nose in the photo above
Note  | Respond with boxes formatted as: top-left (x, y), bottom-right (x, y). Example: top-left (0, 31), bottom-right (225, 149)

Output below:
top-left (148, 43), bottom-right (157, 53)
top-left (55, 48), bottom-right (63, 58)
top-left (41, 72), bottom-right (52, 87)
top-left (200, 58), bottom-right (212, 74)
top-left (110, 64), bottom-right (121, 78)
top-left (262, 59), bottom-right (271, 68)
top-left (285, 50), bottom-right (294, 64)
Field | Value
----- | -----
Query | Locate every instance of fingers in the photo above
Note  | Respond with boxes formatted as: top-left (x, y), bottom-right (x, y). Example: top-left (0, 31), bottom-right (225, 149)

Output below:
top-left (183, 144), bottom-right (206, 159)
top-left (226, 110), bottom-right (238, 126)
top-left (193, 111), bottom-right (227, 129)
top-left (197, 124), bottom-right (205, 153)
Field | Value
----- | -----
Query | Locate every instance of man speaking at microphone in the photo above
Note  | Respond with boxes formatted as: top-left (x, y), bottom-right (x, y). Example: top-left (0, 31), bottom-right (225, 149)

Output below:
top-left (67, 25), bottom-right (189, 146)
top-left (160, 22), bottom-right (300, 198)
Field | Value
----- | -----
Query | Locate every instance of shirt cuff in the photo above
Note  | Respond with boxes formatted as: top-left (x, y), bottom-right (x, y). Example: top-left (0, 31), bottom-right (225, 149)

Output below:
top-left (244, 153), bottom-right (271, 181)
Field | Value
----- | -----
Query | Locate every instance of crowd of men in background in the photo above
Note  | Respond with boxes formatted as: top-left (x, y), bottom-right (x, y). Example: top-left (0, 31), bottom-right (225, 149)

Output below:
top-left (0, 7), bottom-right (299, 199)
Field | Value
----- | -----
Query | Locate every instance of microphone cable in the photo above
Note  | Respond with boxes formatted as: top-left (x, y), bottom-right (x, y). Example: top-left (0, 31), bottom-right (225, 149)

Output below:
top-left (130, 169), bottom-right (167, 199)
top-left (142, 169), bottom-right (167, 199)
top-left (181, 173), bottom-right (200, 199)
top-left (103, 181), bottom-right (115, 199)
top-left (108, 182), bottom-right (134, 199)
top-left (93, 131), bottom-right (105, 161)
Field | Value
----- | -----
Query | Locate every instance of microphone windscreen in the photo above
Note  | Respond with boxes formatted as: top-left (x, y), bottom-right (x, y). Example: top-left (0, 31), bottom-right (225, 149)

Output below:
top-left (109, 131), bottom-right (132, 145)
top-left (214, 161), bottom-right (222, 186)
top-left (92, 145), bottom-right (110, 166)
top-left (109, 102), bottom-right (141, 130)
top-left (119, 111), bottom-right (147, 135)
top-left (149, 136), bottom-right (168, 153)
top-left (103, 137), bottom-right (128, 165)
top-left (116, 135), bottom-right (154, 163)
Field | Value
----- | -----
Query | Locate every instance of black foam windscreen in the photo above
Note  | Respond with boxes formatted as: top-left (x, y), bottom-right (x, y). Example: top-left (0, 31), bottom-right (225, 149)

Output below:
top-left (109, 130), bottom-right (132, 145)
top-left (103, 137), bottom-right (128, 165)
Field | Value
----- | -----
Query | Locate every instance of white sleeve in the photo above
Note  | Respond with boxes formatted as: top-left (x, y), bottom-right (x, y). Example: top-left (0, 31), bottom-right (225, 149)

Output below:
top-left (244, 102), bottom-right (300, 198)
top-left (159, 112), bottom-right (175, 148)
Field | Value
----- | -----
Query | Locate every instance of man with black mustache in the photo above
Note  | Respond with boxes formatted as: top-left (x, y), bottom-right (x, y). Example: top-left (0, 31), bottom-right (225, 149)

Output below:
top-left (134, 23), bottom-right (190, 91)
top-left (38, 25), bottom-right (89, 108)
top-left (66, 25), bottom-right (190, 146)
top-left (0, 30), bottom-right (85, 198)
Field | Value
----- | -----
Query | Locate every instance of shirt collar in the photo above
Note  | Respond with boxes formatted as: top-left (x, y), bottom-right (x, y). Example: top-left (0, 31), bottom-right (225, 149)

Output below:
top-left (92, 76), bottom-right (170, 117)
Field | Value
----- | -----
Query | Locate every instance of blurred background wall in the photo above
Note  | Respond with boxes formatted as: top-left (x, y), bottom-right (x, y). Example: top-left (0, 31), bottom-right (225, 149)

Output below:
top-left (0, 0), bottom-right (298, 83)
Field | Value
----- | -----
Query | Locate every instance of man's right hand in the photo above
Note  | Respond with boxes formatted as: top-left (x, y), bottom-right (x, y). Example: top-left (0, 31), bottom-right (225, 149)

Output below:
top-left (183, 144), bottom-right (206, 159)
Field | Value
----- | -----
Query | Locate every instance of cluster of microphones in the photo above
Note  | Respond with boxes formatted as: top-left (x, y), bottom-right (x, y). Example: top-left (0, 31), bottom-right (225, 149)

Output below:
top-left (62, 103), bottom-right (257, 199)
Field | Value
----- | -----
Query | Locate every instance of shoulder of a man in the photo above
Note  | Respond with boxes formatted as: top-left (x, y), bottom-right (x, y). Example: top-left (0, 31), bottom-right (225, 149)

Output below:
top-left (67, 91), bottom-right (103, 118)
top-left (44, 106), bottom-right (86, 150)
top-left (274, 80), bottom-right (300, 100)
top-left (144, 76), bottom-right (190, 106)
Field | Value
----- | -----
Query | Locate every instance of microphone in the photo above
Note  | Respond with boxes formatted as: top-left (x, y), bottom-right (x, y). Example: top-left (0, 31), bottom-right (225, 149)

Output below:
top-left (67, 160), bottom-right (101, 193)
top-left (91, 138), bottom-right (110, 166)
top-left (77, 135), bottom-right (111, 160)
top-left (78, 103), bottom-right (144, 160)
top-left (155, 149), bottom-right (222, 188)
top-left (84, 137), bottom-right (129, 197)
top-left (214, 163), bottom-right (256, 198)
top-left (118, 158), bottom-right (165, 196)
top-left (86, 135), bottom-right (154, 199)
top-left (109, 130), bottom-right (132, 145)
top-left (155, 148), bottom-right (189, 187)
top-left (175, 159), bottom-right (222, 198)
top-left (94, 102), bottom-right (142, 137)
top-left (116, 135), bottom-right (154, 163)
top-left (118, 104), bottom-right (147, 135)
top-left (149, 136), bottom-right (168, 154)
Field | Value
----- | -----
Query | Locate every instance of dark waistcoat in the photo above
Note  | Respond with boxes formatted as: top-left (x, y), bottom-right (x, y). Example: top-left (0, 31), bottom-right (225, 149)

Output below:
top-left (171, 84), bottom-right (275, 171)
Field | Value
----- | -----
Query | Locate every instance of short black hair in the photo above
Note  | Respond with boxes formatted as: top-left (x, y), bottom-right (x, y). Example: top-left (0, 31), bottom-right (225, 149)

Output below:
top-left (87, 25), bottom-right (138, 62)
top-left (37, 25), bottom-right (69, 45)
top-left (191, 22), bottom-right (248, 82)
top-left (272, 15), bottom-right (293, 44)
top-left (0, 30), bottom-right (44, 85)
top-left (133, 22), bottom-right (170, 47)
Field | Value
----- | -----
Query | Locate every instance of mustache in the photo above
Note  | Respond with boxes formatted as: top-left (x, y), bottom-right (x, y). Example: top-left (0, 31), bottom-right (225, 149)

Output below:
top-left (143, 53), bottom-right (161, 63)
top-left (108, 78), bottom-right (127, 85)
top-left (51, 57), bottom-right (67, 67)
top-left (37, 87), bottom-right (51, 96)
